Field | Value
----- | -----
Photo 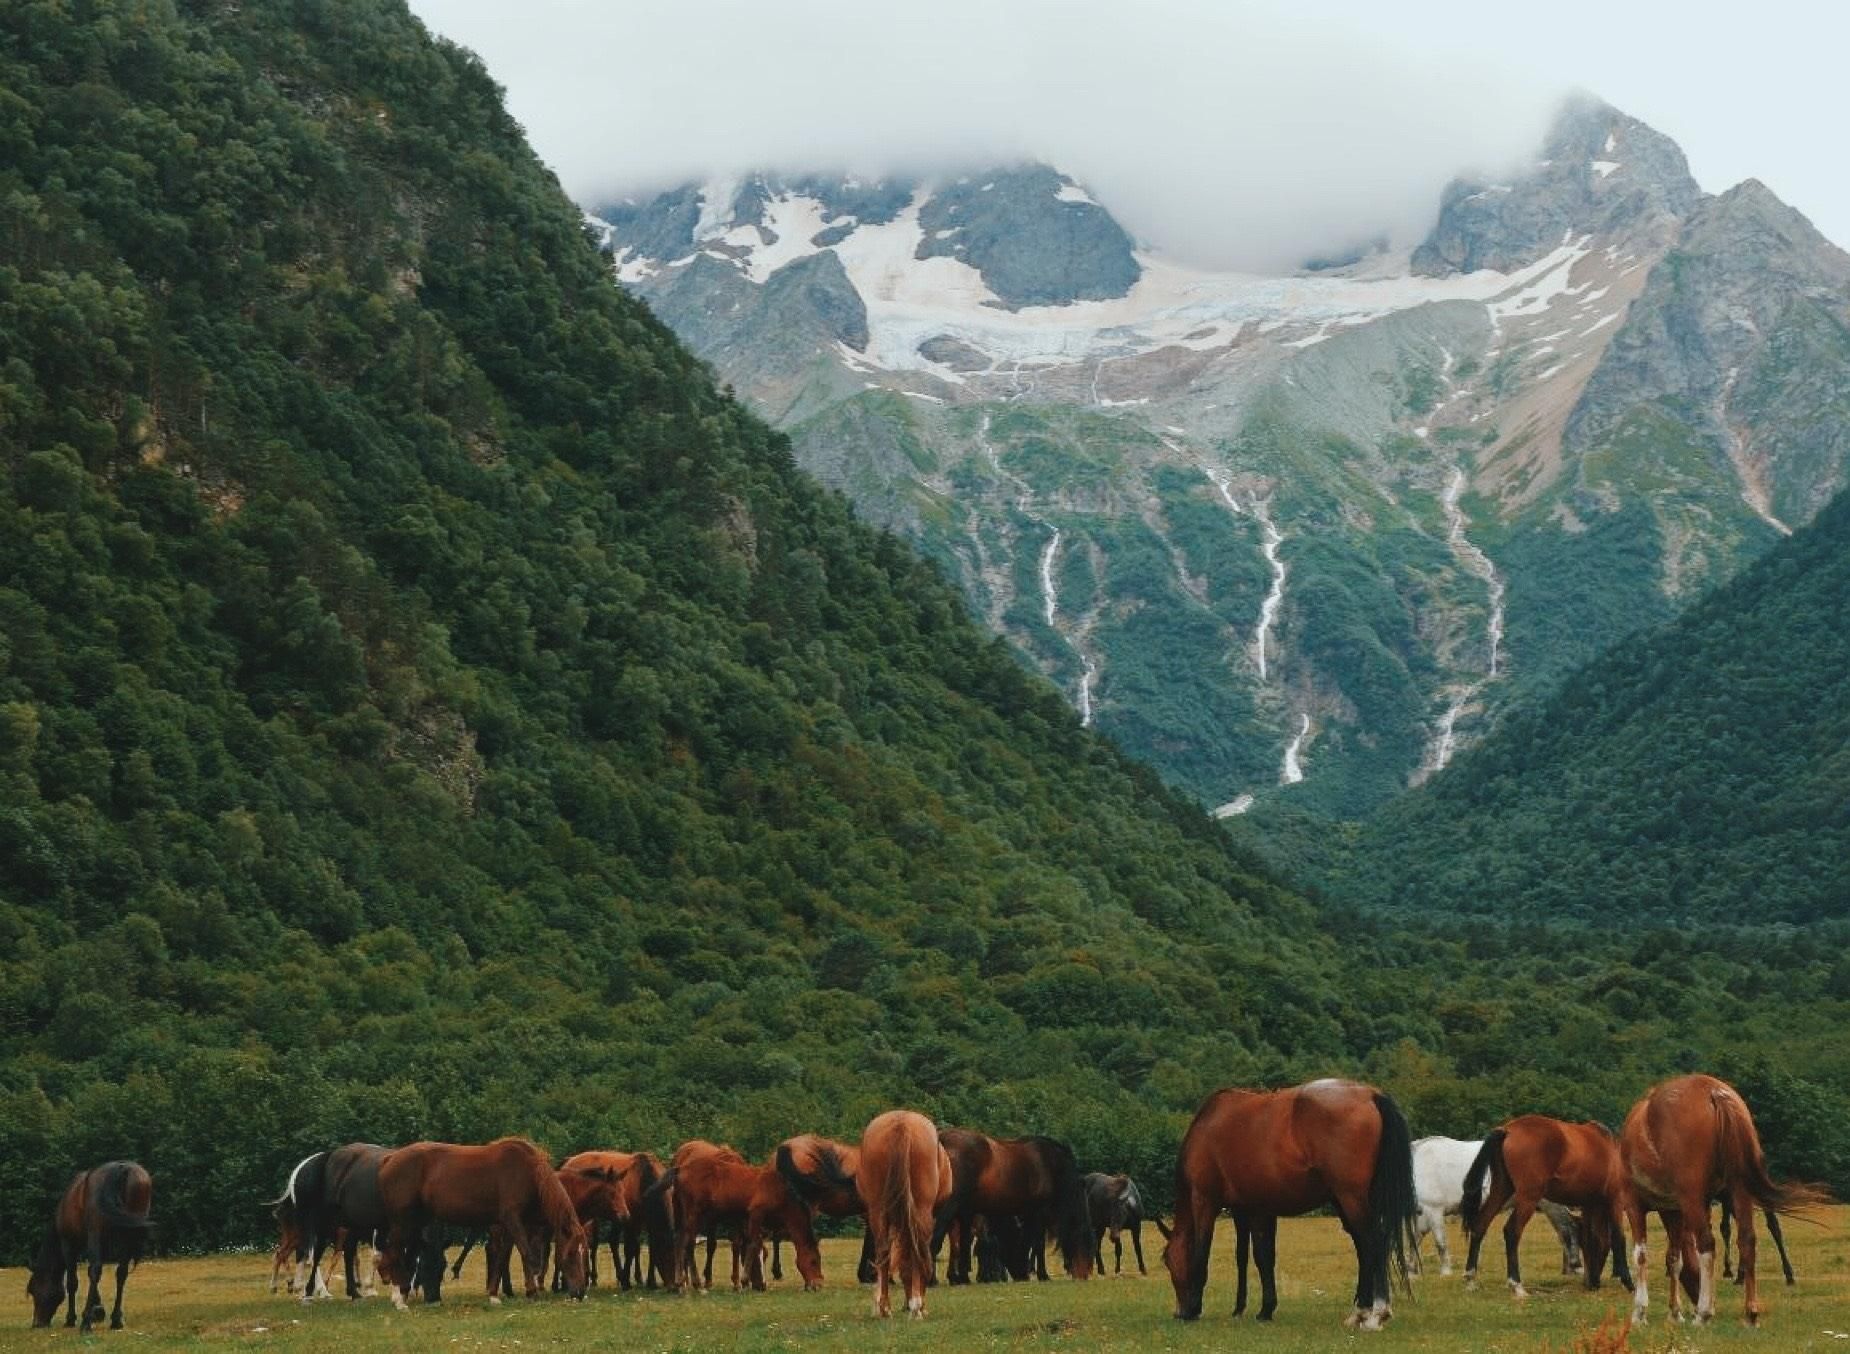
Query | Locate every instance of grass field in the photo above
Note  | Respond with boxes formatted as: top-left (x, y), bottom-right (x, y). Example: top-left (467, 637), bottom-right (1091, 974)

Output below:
top-left (4, 1209), bottom-right (1846, 1352)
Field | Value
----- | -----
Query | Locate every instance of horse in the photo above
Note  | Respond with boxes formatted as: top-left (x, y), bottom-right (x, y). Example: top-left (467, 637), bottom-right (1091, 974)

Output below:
top-left (1620, 1073), bottom-right (1828, 1326)
top-left (27, 1162), bottom-right (153, 1332)
top-left (1156, 1078), bottom-right (1416, 1330)
top-left (560, 1150), bottom-right (674, 1289)
top-left (376, 1138), bottom-right (589, 1308)
top-left (1419, 1138), bottom-right (1591, 1278)
top-left (775, 1135), bottom-right (876, 1285)
top-left (860, 1110), bottom-right (953, 1318)
top-left (1084, 1174), bottom-right (1147, 1276)
top-left (295, 1143), bottom-right (391, 1302)
top-left (649, 1144), bottom-right (811, 1292)
top-left (1459, 1116), bottom-right (1633, 1299)
top-left (659, 1141), bottom-right (749, 1289)
top-left (931, 1130), bottom-right (1093, 1283)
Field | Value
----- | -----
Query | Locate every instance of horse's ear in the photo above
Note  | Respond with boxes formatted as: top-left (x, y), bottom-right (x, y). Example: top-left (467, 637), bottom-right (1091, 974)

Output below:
top-left (1153, 1217), bottom-right (1173, 1241)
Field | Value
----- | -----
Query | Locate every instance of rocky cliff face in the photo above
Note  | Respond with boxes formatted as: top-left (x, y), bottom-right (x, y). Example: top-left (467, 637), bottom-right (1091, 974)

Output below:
top-left (590, 98), bottom-right (1850, 818)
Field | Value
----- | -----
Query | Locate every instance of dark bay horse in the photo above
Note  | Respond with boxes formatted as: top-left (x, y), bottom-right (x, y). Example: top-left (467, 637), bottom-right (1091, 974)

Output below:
top-left (1085, 1173), bottom-right (1147, 1275)
top-left (560, 1150), bottom-right (673, 1289)
top-left (296, 1143), bottom-right (392, 1302)
top-left (376, 1138), bottom-right (588, 1306)
top-left (932, 1130), bottom-right (1093, 1283)
top-left (860, 1110), bottom-right (953, 1318)
top-left (1158, 1078), bottom-right (1416, 1330)
top-left (1621, 1073), bottom-right (1828, 1326)
top-left (1460, 1115), bottom-right (1634, 1298)
top-left (28, 1162), bottom-right (153, 1332)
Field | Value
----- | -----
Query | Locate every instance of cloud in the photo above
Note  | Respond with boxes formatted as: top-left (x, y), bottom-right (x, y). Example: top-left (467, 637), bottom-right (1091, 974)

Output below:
top-left (408, 0), bottom-right (1573, 271)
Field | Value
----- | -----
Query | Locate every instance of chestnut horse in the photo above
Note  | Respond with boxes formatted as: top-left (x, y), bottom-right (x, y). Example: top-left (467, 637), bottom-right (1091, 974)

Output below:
top-left (1158, 1079), bottom-right (1416, 1330)
top-left (860, 1110), bottom-right (953, 1318)
top-left (1621, 1074), bottom-right (1827, 1326)
top-left (656, 1141), bottom-right (748, 1289)
top-left (560, 1150), bottom-right (673, 1289)
top-left (27, 1162), bottom-right (153, 1332)
top-left (932, 1130), bottom-right (1093, 1283)
top-left (376, 1138), bottom-right (588, 1307)
top-left (774, 1134), bottom-right (873, 1286)
top-left (650, 1144), bottom-right (813, 1292)
top-left (1460, 1116), bottom-right (1634, 1297)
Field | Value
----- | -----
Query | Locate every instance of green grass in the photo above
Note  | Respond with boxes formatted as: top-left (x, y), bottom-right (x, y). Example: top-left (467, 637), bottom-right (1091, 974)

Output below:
top-left (17, 1209), bottom-right (1845, 1351)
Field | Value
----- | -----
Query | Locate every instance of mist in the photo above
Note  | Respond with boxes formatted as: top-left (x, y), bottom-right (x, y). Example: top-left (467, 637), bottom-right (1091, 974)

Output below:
top-left (407, 0), bottom-right (1845, 273)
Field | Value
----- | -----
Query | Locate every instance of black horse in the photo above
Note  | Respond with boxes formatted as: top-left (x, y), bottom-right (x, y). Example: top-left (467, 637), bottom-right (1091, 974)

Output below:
top-left (1085, 1173), bottom-right (1148, 1275)
top-left (295, 1143), bottom-right (430, 1302)
top-left (28, 1162), bottom-right (153, 1332)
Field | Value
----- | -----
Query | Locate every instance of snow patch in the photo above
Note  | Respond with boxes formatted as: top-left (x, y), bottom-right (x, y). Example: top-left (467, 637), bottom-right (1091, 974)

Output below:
top-left (1054, 181), bottom-right (1096, 205)
top-left (1592, 159), bottom-right (1621, 179)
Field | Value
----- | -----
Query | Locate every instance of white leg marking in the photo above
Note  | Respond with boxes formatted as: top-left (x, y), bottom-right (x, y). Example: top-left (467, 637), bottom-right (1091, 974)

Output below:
top-left (1632, 1243), bottom-right (1649, 1323)
top-left (1697, 1246), bottom-right (1715, 1322)
top-left (389, 1286), bottom-right (408, 1312)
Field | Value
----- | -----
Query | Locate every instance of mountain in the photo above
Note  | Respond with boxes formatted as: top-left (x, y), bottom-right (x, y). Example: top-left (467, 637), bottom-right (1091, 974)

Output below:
top-left (1298, 476), bottom-right (1850, 925)
top-left (0, 0), bottom-right (1396, 1254)
top-left (594, 99), bottom-right (1850, 817)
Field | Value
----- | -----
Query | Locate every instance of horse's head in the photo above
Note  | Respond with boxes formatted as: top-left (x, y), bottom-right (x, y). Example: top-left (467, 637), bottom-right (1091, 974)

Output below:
top-left (27, 1265), bottom-right (61, 1328)
top-left (374, 1235), bottom-right (415, 1294)
top-left (1153, 1216), bottom-right (1202, 1320)
top-left (555, 1223), bottom-right (589, 1300)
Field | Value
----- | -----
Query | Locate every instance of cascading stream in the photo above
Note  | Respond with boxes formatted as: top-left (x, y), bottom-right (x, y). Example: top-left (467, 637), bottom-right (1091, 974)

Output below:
top-left (1420, 465), bottom-right (1507, 778)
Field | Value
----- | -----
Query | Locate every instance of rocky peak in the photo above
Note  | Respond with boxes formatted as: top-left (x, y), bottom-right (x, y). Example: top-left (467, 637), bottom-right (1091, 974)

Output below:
top-left (1412, 95), bottom-right (1702, 276)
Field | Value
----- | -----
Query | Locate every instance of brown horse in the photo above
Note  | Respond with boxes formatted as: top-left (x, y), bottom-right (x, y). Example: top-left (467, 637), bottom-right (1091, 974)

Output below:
top-left (859, 1110), bottom-right (953, 1318)
top-left (376, 1138), bottom-right (588, 1307)
top-left (1460, 1115), bottom-right (1634, 1298)
top-left (1157, 1078), bottom-right (1416, 1330)
top-left (27, 1162), bottom-right (153, 1332)
top-left (656, 1141), bottom-right (749, 1289)
top-left (485, 1168), bottom-right (627, 1296)
top-left (652, 1144), bottom-right (811, 1292)
top-left (560, 1150), bottom-right (674, 1289)
top-left (1621, 1073), bottom-right (1827, 1326)
top-left (932, 1130), bottom-right (1094, 1283)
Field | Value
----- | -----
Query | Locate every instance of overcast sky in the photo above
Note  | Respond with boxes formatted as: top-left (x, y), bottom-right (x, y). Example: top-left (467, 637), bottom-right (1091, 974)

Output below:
top-left (409, 0), bottom-right (1850, 272)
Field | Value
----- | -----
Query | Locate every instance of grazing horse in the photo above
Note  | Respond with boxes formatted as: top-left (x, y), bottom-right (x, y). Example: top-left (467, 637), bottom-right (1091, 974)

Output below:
top-left (776, 1135), bottom-right (876, 1285)
top-left (376, 1138), bottom-right (588, 1307)
top-left (859, 1110), bottom-right (953, 1318)
top-left (296, 1143), bottom-right (391, 1302)
top-left (560, 1150), bottom-right (674, 1289)
top-left (1460, 1117), bottom-right (1632, 1298)
top-left (650, 1145), bottom-right (812, 1292)
top-left (27, 1162), bottom-right (153, 1332)
top-left (1085, 1174), bottom-right (1147, 1275)
top-left (932, 1130), bottom-right (1093, 1283)
top-left (1620, 1074), bottom-right (1827, 1326)
top-left (1415, 1134), bottom-right (1588, 1278)
top-left (662, 1141), bottom-right (748, 1289)
top-left (1157, 1078), bottom-right (1416, 1330)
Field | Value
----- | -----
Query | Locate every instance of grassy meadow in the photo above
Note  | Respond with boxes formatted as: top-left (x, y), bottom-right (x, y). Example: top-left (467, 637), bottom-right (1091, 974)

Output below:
top-left (4, 1210), bottom-right (1845, 1352)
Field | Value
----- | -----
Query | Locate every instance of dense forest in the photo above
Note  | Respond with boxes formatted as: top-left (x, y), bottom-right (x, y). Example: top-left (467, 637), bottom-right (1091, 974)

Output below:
top-left (1, 0), bottom-right (1844, 1261)
top-left (1273, 474), bottom-right (1850, 923)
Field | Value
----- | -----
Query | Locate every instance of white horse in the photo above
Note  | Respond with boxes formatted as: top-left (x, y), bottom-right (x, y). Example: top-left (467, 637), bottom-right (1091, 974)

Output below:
top-left (1413, 1136), bottom-right (1581, 1277)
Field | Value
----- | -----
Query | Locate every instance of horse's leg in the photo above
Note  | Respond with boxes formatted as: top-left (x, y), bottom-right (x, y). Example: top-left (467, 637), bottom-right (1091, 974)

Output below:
top-left (703, 1232), bottom-right (716, 1289)
top-left (1112, 1227), bottom-right (1123, 1275)
top-left (1719, 1195), bottom-right (1734, 1278)
top-left (871, 1218), bottom-right (891, 1318)
top-left (450, 1231), bottom-right (473, 1281)
top-left (80, 1231), bottom-right (105, 1333)
top-left (63, 1247), bottom-right (79, 1328)
top-left (1463, 1172), bottom-right (1513, 1289)
top-left (952, 1211), bottom-right (976, 1286)
top-left (1424, 1204), bottom-right (1450, 1276)
top-left (1231, 1216), bottom-right (1250, 1317)
top-left (770, 1235), bottom-right (783, 1283)
top-left (1766, 1207), bottom-right (1794, 1286)
top-left (109, 1257), bottom-right (130, 1330)
top-left (1502, 1193), bottom-right (1538, 1299)
top-left (1339, 1214), bottom-right (1371, 1330)
top-left (858, 1228), bottom-right (877, 1284)
top-left (1731, 1185), bottom-right (1759, 1325)
top-left (1254, 1216), bottom-right (1280, 1322)
top-left (1663, 1211), bottom-right (1686, 1323)
top-left (1130, 1218), bottom-right (1146, 1276)
top-left (613, 1224), bottom-right (631, 1291)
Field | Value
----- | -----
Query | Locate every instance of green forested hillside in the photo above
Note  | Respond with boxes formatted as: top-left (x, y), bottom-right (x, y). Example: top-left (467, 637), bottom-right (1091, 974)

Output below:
top-left (1314, 479), bottom-right (1850, 923)
top-left (1, 0), bottom-right (1846, 1263)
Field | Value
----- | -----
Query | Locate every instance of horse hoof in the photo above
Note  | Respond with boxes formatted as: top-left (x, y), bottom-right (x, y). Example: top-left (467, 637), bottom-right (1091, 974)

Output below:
top-left (110, 1317), bottom-right (123, 1331)
top-left (1511, 1284), bottom-right (1529, 1300)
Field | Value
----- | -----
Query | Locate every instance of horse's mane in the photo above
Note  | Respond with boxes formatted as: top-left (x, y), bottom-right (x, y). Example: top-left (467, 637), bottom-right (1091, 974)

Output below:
top-left (29, 1221), bottom-right (62, 1286)
top-left (513, 1141), bottom-right (583, 1239)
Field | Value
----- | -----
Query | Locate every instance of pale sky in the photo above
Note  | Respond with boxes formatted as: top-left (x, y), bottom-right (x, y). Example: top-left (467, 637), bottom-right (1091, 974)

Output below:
top-left (409, 0), bottom-right (1850, 272)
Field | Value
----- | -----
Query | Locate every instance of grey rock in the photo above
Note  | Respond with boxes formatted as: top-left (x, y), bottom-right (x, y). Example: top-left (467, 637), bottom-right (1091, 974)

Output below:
top-left (1413, 94), bottom-right (1701, 276)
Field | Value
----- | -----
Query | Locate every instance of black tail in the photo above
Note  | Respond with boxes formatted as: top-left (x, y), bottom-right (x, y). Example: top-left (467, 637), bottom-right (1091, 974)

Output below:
top-left (1460, 1129), bottom-right (1506, 1232)
top-left (1368, 1093), bottom-right (1417, 1294)
top-left (1040, 1140), bottom-right (1093, 1272)
top-left (777, 1143), bottom-right (853, 1205)
top-left (95, 1163), bottom-right (154, 1231)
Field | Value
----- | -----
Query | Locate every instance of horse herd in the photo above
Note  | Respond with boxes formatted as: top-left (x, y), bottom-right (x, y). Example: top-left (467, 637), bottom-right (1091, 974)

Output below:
top-left (25, 1071), bottom-right (1826, 1333)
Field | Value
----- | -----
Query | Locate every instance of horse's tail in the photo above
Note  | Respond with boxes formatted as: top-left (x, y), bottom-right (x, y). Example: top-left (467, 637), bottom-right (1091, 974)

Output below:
top-left (632, 1156), bottom-right (676, 1285)
top-left (96, 1163), bottom-right (154, 1231)
top-left (777, 1142), bottom-right (853, 1205)
top-left (1044, 1141), bottom-right (1094, 1273)
top-left (1460, 1129), bottom-right (1506, 1231)
top-left (880, 1129), bottom-right (929, 1288)
top-left (1369, 1093), bottom-right (1417, 1293)
top-left (1713, 1084), bottom-right (1832, 1218)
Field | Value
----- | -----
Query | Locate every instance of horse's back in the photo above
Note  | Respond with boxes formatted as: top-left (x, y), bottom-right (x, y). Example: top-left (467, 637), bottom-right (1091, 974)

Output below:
top-left (1413, 1137), bottom-right (1480, 1209)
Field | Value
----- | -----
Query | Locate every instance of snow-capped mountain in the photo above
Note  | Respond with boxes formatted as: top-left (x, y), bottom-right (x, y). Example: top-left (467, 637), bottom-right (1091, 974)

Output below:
top-left (588, 96), bottom-right (1850, 817)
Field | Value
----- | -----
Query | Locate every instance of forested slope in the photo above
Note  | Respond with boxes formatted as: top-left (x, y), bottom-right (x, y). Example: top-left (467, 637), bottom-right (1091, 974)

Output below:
top-left (1, 0), bottom-right (1846, 1261)
top-left (1329, 482), bottom-right (1850, 921)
